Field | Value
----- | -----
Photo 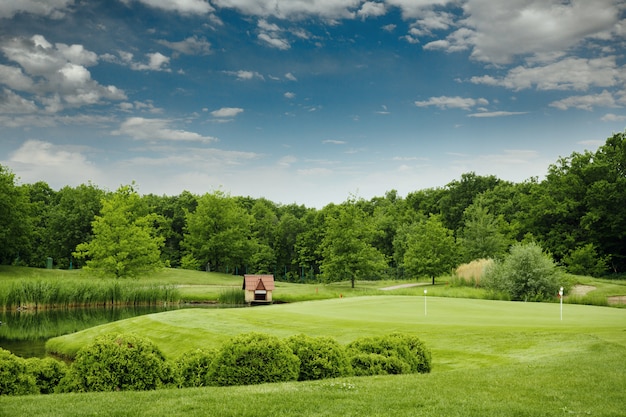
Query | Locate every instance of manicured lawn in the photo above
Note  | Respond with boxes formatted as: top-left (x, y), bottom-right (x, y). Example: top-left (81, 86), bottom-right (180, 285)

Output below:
top-left (3, 296), bottom-right (625, 416)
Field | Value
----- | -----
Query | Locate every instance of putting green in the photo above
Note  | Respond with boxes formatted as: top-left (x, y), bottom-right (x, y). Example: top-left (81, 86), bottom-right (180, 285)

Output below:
top-left (47, 296), bottom-right (626, 372)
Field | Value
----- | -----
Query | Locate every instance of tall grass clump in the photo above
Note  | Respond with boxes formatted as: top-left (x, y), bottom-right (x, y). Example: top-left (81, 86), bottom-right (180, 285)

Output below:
top-left (217, 287), bottom-right (245, 304)
top-left (453, 259), bottom-right (493, 287)
top-left (0, 279), bottom-right (180, 310)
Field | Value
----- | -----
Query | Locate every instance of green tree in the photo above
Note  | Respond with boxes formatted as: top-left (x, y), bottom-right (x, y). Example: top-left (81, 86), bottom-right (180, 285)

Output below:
top-left (396, 215), bottom-right (457, 282)
top-left (73, 185), bottom-right (164, 278)
top-left (0, 165), bottom-right (31, 265)
top-left (319, 199), bottom-right (388, 288)
top-left (182, 190), bottom-right (255, 273)
top-left (45, 183), bottom-right (104, 269)
top-left (458, 201), bottom-right (510, 262)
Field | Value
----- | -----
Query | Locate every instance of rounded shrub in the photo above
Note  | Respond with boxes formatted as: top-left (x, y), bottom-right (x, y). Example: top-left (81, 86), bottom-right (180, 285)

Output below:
top-left (483, 242), bottom-right (563, 301)
top-left (60, 333), bottom-right (174, 392)
top-left (348, 333), bottom-right (431, 376)
top-left (175, 348), bottom-right (217, 388)
top-left (286, 334), bottom-right (352, 381)
top-left (210, 332), bottom-right (300, 386)
top-left (0, 348), bottom-right (38, 396)
top-left (25, 357), bottom-right (68, 394)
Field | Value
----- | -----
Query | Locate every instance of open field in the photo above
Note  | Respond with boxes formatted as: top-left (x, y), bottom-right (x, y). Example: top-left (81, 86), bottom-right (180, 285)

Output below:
top-left (1, 295), bottom-right (624, 416)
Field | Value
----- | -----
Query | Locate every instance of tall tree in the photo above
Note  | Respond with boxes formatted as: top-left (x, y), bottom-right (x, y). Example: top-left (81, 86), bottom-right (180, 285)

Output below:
top-left (396, 215), bottom-right (457, 282)
top-left (458, 201), bottom-right (510, 263)
top-left (319, 200), bottom-right (387, 288)
top-left (182, 191), bottom-right (255, 273)
top-left (0, 165), bottom-right (31, 265)
top-left (73, 184), bottom-right (164, 278)
top-left (46, 183), bottom-right (104, 269)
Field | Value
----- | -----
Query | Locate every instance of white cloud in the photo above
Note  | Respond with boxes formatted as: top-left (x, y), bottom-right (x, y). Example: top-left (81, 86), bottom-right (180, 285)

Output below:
top-left (224, 70), bottom-right (264, 80)
top-left (258, 33), bottom-right (290, 50)
top-left (385, 0), bottom-right (452, 19)
top-left (122, 0), bottom-right (214, 14)
top-left (468, 111), bottom-right (528, 118)
top-left (210, 107), bottom-right (244, 118)
top-left (212, 0), bottom-right (359, 20)
top-left (284, 92), bottom-right (296, 99)
top-left (157, 36), bottom-right (212, 55)
top-left (357, 2), bottom-right (386, 20)
top-left (6, 140), bottom-right (102, 187)
top-left (470, 56), bottom-right (623, 91)
top-left (601, 113), bottom-right (626, 122)
top-left (415, 96), bottom-right (489, 110)
top-left (0, 35), bottom-right (126, 112)
top-left (113, 117), bottom-right (218, 142)
top-left (550, 90), bottom-right (617, 111)
top-left (285, 72), bottom-right (297, 81)
top-left (459, 0), bottom-right (621, 64)
top-left (323, 140), bottom-right (347, 145)
top-left (130, 52), bottom-right (171, 71)
top-left (0, 0), bottom-right (73, 19)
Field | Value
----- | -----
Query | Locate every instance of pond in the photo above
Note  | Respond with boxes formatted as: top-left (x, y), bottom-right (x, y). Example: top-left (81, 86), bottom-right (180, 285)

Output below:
top-left (0, 304), bottom-right (238, 358)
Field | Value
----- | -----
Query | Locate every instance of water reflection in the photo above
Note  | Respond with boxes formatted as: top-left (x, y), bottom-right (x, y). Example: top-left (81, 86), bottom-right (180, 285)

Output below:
top-left (0, 304), bottom-right (233, 358)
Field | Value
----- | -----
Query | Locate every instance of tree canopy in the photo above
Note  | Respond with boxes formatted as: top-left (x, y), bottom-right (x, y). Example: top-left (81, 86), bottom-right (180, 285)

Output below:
top-left (2, 131), bottom-right (625, 281)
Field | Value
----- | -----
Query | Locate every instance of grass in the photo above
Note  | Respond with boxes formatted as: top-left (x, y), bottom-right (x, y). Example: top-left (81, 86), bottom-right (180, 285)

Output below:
top-left (2, 296), bottom-right (624, 416)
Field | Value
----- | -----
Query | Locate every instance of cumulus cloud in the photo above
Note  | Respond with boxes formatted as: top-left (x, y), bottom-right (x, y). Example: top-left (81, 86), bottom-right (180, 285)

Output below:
top-left (415, 95), bottom-right (489, 110)
top-left (0, 88), bottom-right (38, 114)
top-left (284, 91), bottom-right (296, 99)
top-left (0, 35), bottom-right (126, 112)
top-left (113, 117), bottom-right (218, 142)
top-left (130, 52), bottom-right (171, 71)
top-left (210, 107), bottom-right (244, 118)
top-left (357, 2), bottom-right (386, 20)
top-left (433, 0), bottom-right (622, 64)
top-left (470, 56), bottom-right (623, 91)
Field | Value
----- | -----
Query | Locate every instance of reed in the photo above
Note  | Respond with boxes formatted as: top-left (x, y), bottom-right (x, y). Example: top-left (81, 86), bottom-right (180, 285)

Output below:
top-left (217, 288), bottom-right (246, 305)
top-left (0, 279), bottom-right (180, 310)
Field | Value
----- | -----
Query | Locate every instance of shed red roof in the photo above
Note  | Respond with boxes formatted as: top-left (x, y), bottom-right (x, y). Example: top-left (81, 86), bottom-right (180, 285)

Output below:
top-left (243, 275), bottom-right (275, 291)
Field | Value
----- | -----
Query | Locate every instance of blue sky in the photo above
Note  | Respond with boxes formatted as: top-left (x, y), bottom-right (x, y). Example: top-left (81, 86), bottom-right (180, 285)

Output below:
top-left (1, 0), bottom-right (625, 207)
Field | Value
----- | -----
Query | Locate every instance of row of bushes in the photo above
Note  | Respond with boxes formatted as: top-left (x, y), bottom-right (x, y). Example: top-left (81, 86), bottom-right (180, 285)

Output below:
top-left (0, 280), bottom-right (180, 310)
top-left (1, 331), bottom-right (431, 395)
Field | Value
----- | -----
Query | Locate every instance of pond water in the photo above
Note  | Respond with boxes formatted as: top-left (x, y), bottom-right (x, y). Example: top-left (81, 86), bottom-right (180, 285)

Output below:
top-left (0, 304), bottom-right (237, 358)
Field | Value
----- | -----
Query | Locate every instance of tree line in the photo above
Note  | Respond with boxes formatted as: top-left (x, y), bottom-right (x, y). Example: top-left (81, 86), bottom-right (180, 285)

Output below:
top-left (1, 132), bottom-right (624, 281)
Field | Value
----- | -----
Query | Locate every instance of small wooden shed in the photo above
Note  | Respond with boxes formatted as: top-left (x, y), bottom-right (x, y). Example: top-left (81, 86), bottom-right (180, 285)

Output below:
top-left (242, 274), bottom-right (275, 304)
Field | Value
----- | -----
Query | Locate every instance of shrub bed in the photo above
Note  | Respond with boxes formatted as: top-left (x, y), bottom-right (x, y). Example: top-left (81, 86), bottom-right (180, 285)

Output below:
top-left (2, 331), bottom-right (430, 395)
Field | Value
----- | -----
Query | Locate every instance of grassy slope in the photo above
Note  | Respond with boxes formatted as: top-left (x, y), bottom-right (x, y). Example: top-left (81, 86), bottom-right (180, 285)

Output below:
top-left (3, 296), bottom-right (625, 417)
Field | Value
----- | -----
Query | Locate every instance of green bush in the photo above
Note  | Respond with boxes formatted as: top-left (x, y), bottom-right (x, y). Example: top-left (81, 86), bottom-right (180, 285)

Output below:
top-left (25, 357), bottom-right (67, 394)
top-left (347, 333), bottom-right (431, 376)
top-left (349, 352), bottom-right (411, 376)
top-left (175, 348), bottom-right (217, 388)
top-left (0, 348), bottom-right (38, 396)
top-left (562, 244), bottom-right (610, 277)
top-left (483, 242), bottom-right (563, 301)
top-left (286, 334), bottom-right (352, 381)
top-left (59, 333), bottom-right (174, 392)
top-left (210, 332), bottom-right (300, 386)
